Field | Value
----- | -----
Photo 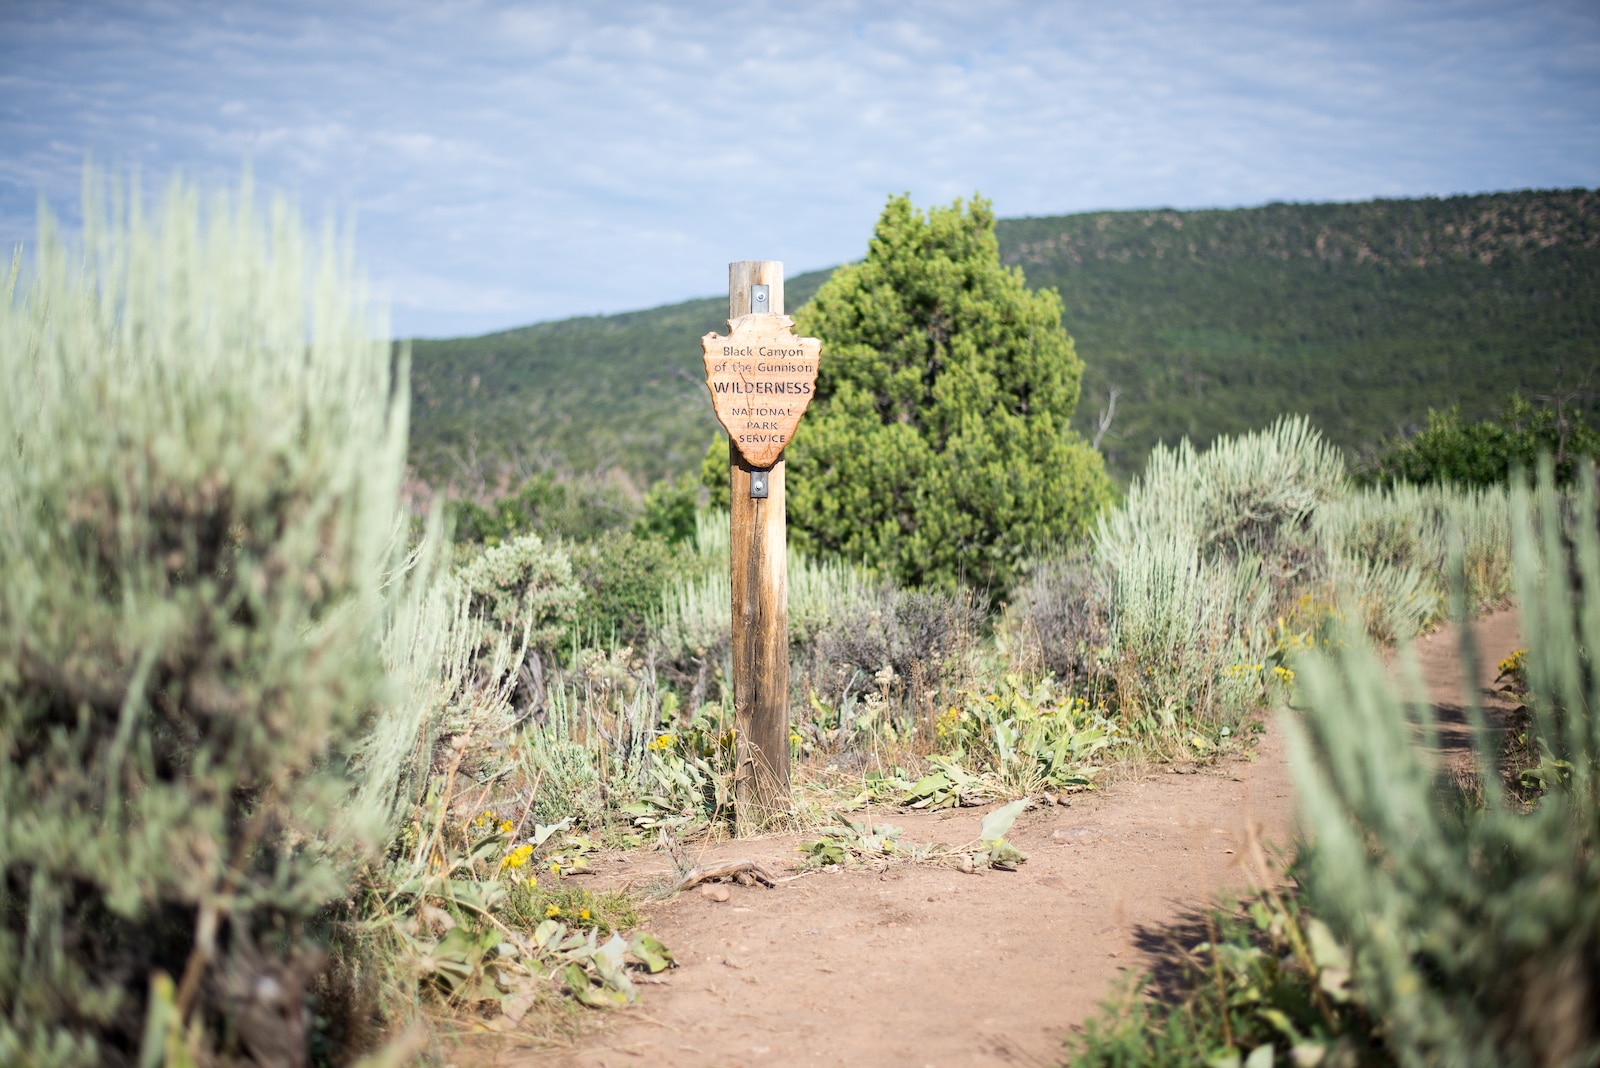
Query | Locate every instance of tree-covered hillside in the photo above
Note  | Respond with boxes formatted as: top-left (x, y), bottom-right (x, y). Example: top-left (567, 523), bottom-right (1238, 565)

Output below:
top-left (408, 269), bottom-right (832, 488)
top-left (1004, 189), bottom-right (1599, 478)
top-left (409, 189), bottom-right (1599, 487)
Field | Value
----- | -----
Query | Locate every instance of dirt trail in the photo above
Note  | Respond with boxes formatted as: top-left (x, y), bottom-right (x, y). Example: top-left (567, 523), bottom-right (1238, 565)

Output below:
top-left (1409, 609), bottom-right (1524, 775)
top-left (486, 610), bottom-right (1521, 1068)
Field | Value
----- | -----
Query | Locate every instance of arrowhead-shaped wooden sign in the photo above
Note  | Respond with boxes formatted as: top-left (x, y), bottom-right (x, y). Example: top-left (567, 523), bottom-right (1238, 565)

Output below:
top-left (702, 314), bottom-right (822, 468)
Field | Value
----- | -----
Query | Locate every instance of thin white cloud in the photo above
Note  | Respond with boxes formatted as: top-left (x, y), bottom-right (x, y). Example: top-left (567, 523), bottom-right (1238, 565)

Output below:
top-left (1, 0), bottom-right (1596, 336)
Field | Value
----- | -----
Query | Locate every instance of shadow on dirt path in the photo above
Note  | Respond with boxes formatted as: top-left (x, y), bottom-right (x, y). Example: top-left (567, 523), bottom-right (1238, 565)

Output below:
top-left (481, 610), bottom-right (1521, 1068)
top-left (1409, 609), bottom-right (1523, 776)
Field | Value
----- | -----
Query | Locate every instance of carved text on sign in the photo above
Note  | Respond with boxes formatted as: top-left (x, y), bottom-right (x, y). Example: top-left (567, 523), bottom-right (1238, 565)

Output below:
top-left (701, 314), bottom-right (822, 468)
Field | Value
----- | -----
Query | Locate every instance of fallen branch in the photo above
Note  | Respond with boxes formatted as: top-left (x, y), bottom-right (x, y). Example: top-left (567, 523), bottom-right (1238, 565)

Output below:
top-left (672, 859), bottom-right (777, 892)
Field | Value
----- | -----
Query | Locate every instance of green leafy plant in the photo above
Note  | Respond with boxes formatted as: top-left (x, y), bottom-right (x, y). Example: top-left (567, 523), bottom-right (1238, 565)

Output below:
top-left (634, 473), bottom-right (700, 546)
top-left (780, 193), bottom-right (1112, 591)
top-left (502, 882), bottom-right (639, 939)
top-left (449, 470), bottom-right (635, 546)
top-left (902, 756), bottom-right (993, 810)
top-left (798, 815), bottom-right (920, 868)
top-left (368, 760), bottom-right (673, 1039)
top-left (699, 435), bottom-right (733, 512)
top-left (455, 530), bottom-right (584, 655)
top-left (1361, 392), bottom-right (1600, 488)
top-left (1067, 888), bottom-right (1385, 1067)
top-left (797, 800), bottom-right (1029, 873)
top-left (971, 797), bottom-right (1029, 871)
top-left (571, 529), bottom-right (690, 648)
top-left (925, 679), bottom-right (1117, 796)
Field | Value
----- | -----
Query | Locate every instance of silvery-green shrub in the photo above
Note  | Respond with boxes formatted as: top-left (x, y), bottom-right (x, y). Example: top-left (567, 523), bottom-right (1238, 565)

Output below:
top-left (0, 175), bottom-right (417, 1065)
top-left (1288, 463), bottom-right (1599, 1067)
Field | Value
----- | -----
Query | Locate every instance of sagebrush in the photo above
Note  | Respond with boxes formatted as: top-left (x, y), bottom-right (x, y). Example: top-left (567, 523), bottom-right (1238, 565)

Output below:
top-left (0, 174), bottom-right (427, 1065)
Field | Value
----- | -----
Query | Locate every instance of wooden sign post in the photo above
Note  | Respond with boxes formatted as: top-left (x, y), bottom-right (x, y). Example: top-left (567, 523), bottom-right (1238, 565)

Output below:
top-left (702, 261), bottom-right (822, 828)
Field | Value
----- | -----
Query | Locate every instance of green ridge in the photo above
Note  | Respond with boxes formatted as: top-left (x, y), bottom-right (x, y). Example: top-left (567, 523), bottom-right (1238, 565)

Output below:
top-left (409, 189), bottom-right (1599, 486)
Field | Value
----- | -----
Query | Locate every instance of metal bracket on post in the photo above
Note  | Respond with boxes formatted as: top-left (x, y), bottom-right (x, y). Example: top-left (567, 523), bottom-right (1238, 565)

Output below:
top-left (750, 284), bottom-right (771, 315)
top-left (749, 468), bottom-right (770, 498)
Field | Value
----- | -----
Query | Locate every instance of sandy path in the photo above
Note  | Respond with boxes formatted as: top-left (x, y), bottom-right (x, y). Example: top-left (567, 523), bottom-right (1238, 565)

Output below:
top-left (480, 609), bottom-right (1520, 1068)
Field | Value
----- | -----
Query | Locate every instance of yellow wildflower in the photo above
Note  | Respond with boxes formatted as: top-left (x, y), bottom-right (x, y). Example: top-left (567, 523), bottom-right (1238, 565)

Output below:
top-left (580, 909), bottom-right (591, 921)
top-left (500, 819), bottom-right (515, 833)
top-left (648, 733), bottom-right (675, 751)
top-left (545, 904), bottom-right (561, 918)
top-left (501, 844), bottom-right (535, 871)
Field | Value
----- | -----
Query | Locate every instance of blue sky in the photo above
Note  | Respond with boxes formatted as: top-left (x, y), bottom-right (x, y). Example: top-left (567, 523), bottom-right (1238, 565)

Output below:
top-left (3, 1), bottom-right (1597, 338)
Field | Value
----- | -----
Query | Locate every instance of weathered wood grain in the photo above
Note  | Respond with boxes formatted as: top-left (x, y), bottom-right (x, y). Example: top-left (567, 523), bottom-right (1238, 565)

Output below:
top-left (726, 260), bottom-right (792, 828)
top-left (671, 858), bottom-right (778, 892)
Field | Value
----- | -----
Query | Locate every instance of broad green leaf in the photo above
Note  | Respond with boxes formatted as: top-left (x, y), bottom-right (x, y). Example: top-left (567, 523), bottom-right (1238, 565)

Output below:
top-left (562, 963), bottom-right (593, 997)
top-left (980, 798), bottom-right (1027, 843)
top-left (531, 817), bottom-right (574, 846)
top-left (1244, 1045), bottom-right (1275, 1068)
top-left (1256, 1006), bottom-right (1300, 1043)
top-left (533, 919), bottom-right (562, 949)
top-left (629, 933), bottom-right (674, 973)
top-left (988, 840), bottom-right (1028, 869)
top-left (594, 933), bottom-right (629, 973)
top-left (1304, 918), bottom-right (1349, 973)
top-left (470, 831), bottom-right (509, 860)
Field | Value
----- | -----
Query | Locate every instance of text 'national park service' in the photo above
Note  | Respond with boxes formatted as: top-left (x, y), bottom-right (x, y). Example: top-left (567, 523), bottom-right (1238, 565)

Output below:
top-left (701, 315), bottom-right (823, 468)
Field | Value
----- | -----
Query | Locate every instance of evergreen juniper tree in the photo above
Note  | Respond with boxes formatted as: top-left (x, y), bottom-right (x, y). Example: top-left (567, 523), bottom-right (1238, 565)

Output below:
top-left (781, 194), bottom-right (1110, 590)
